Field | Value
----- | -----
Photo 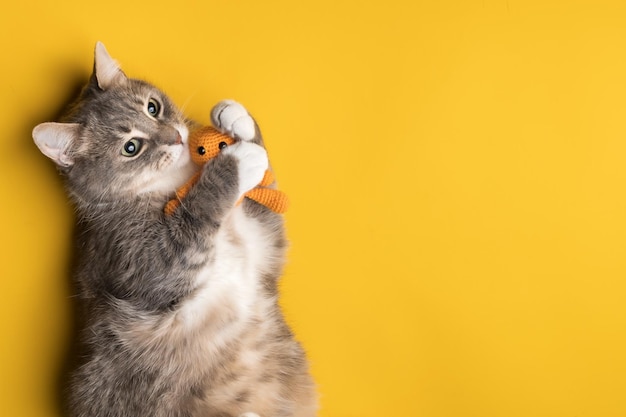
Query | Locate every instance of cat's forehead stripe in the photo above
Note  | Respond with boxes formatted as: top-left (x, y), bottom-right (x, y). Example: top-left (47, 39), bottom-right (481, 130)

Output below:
top-left (116, 125), bottom-right (132, 134)
top-left (127, 128), bottom-right (148, 139)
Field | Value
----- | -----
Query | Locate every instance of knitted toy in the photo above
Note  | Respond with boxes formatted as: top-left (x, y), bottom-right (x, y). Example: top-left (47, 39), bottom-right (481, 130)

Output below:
top-left (164, 125), bottom-right (288, 215)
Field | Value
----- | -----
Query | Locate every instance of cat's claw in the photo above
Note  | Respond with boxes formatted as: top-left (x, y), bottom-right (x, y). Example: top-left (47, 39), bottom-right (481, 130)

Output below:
top-left (223, 141), bottom-right (268, 198)
top-left (211, 100), bottom-right (256, 142)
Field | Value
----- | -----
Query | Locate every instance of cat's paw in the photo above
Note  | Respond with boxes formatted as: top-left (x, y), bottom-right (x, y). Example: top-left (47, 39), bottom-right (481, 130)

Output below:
top-left (238, 413), bottom-right (260, 417)
top-left (211, 100), bottom-right (256, 142)
top-left (223, 141), bottom-right (268, 197)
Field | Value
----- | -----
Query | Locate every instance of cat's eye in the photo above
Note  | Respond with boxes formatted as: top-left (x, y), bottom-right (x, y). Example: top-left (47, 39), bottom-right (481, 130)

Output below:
top-left (147, 98), bottom-right (161, 117)
top-left (122, 138), bottom-right (143, 157)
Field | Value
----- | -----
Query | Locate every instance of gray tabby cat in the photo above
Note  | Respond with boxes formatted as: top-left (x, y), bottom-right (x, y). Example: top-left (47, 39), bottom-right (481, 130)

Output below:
top-left (32, 42), bottom-right (317, 417)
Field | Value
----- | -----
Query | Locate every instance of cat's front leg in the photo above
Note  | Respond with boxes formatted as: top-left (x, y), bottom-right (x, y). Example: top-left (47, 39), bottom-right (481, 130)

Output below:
top-left (166, 141), bottom-right (267, 236)
top-left (191, 140), bottom-right (268, 209)
top-left (211, 100), bottom-right (258, 142)
top-left (222, 141), bottom-right (268, 200)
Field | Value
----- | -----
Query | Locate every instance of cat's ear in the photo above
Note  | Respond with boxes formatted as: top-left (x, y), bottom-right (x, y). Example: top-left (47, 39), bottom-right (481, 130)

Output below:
top-left (93, 42), bottom-right (127, 90)
top-left (32, 122), bottom-right (80, 167)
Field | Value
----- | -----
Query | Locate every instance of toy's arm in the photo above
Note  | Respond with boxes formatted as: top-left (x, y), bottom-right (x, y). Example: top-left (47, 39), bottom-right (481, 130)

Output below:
top-left (164, 171), bottom-right (201, 215)
top-left (259, 170), bottom-right (275, 187)
top-left (244, 188), bottom-right (289, 214)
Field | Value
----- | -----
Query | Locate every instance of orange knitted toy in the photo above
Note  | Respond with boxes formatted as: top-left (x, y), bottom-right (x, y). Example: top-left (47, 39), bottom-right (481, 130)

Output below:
top-left (164, 125), bottom-right (288, 215)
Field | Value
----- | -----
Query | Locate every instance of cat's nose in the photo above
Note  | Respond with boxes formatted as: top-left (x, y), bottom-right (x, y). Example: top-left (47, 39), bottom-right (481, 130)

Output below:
top-left (174, 133), bottom-right (183, 145)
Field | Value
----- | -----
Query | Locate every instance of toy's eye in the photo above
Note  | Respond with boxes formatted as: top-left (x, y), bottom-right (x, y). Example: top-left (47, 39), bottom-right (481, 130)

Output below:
top-left (122, 138), bottom-right (142, 157)
top-left (218, 141), bottom-right (228, 150)
top-left (197, 146), bottom-right (206, 155)
top-left (147, 98), bottom-right (161, 117)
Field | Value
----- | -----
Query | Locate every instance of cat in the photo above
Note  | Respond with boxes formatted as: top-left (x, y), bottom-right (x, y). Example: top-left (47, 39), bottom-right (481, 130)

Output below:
top-left (32, 42), bottom-right (317, 417)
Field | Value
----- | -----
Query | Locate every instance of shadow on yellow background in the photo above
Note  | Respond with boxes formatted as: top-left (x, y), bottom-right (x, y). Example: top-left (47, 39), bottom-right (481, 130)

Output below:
top-left (2, 1), bottom-right (626, 416)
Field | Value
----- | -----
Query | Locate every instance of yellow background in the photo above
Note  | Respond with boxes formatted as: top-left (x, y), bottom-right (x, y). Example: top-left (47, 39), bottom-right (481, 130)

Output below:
top-left (2, 1), bottom-right (626, 416)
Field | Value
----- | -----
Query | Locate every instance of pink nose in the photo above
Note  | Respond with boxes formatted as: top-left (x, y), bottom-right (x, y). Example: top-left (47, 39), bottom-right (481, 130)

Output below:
top-left (174, 133), bottom-right (183, 145)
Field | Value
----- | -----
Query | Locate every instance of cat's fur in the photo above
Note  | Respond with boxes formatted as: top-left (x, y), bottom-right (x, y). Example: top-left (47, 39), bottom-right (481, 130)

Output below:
top-left (32, 43), bottom-right (316, 417)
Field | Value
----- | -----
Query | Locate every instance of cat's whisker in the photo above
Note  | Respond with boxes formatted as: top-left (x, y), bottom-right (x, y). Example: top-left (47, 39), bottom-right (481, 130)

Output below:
top-left (177, 93), bottom-right (195, 116)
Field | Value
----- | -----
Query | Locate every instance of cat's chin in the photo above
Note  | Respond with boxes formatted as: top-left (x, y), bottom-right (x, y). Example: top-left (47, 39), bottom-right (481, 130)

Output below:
top-left (137, 145), bottom-right (198, 196)
top-left (138, 166), bottom-right (198, 197)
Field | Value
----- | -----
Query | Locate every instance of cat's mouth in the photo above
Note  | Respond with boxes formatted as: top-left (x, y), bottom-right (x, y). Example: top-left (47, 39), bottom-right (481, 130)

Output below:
top-left (172, 142), bottom-right (190, 167)
top-left (176, 125), bottom-right (189, 146)
top-left (171, 126), bottom-right (191, 166)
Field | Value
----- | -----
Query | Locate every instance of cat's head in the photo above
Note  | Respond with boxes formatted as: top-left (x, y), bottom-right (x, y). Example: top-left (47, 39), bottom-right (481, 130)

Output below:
top-left (33, 42), bottom-right (196, 207)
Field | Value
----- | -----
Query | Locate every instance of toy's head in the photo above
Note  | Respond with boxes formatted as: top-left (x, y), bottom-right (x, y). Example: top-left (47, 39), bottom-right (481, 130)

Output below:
top-left (189, 126), bottom-right (235, 166)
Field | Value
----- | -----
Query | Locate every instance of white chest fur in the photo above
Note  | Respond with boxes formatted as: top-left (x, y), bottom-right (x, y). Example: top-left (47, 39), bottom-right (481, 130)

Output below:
top-left (116, 206), bottom-right (279, 385)
top-left (177, 207), bottom-right (274, 339)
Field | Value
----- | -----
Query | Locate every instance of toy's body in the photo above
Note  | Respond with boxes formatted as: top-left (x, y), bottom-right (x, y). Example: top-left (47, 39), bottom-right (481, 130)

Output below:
top-left (165, 125), bottom-right (288, 215)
